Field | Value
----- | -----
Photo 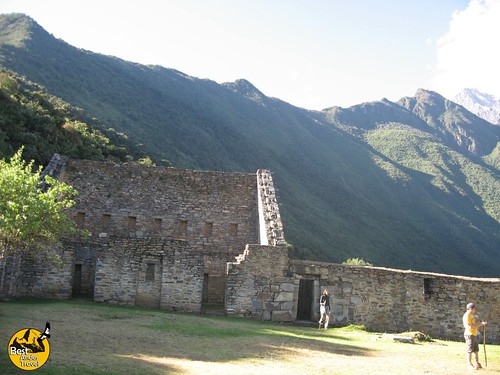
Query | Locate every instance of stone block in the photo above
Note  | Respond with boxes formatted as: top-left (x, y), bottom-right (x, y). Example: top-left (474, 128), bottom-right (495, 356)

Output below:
top-left (350, 295), bottom-right (363, 305)
top-left (280, 282), bottom-right (294, 292)
top-left (274, 291), bottom-right (293, 302)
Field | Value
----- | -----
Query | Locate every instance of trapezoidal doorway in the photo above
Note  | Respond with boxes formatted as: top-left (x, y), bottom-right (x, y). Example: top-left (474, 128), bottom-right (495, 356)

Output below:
top-left (297, 278), bottom-right (315, 320)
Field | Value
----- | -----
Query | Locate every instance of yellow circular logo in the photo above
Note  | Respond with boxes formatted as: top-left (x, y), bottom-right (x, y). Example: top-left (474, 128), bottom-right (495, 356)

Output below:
top-left (7, 324), bottom-right (51, 371)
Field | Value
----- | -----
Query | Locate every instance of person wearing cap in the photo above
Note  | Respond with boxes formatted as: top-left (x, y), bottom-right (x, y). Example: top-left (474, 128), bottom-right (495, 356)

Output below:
top-left (463, 302), bottom-right (487, 370)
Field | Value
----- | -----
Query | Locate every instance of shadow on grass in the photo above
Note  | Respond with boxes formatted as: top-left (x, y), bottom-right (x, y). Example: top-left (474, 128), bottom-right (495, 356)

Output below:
top-left (0, 358), bottom-right (177, 375)
top-left (1, 299), bottom-right (376, 375)
top-left (110, 334), bottom-right (373, 375)
top-left (130, 316), bottom-right (375, 366)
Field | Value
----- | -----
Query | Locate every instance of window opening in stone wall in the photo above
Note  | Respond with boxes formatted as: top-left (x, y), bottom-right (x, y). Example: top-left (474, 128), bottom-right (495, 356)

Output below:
top-left (423, 278), bottom-right (432, 300)
top-left (146, 263), bottom-right (155, 282)
top-left (204, 222), bottom-right (213, 237)
top-left (128, 216), bottom-right (137, 231)
top-left (229, 223), bottom-right (238, 237)
top-left (102, 214), bottom-right (111, 228)
top-left (153, 218), bottom-right (162, 234)
top-left (179, 220), bottom-right (188, 238)
top-left (76, 212), bottom-right (85, 228)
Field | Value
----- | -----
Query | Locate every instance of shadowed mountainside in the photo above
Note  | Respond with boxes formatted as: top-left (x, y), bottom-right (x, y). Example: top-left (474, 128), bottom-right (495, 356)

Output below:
top-left (1, 13), bottom-right (499, 276)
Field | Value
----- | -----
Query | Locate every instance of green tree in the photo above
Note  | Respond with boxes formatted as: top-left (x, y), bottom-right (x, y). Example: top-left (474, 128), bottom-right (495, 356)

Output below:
top-left (0, 71), bottom-right (20, 94)
top-left (0, 147), bottom-right (78, 259)
top-left (137, 156), bottom-right (155, 167)
top-left (342, 258), bottom-right (373, 267)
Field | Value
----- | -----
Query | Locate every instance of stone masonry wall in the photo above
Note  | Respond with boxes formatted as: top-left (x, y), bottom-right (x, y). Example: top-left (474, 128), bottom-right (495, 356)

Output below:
top-left (57, 160), bottom-right (261, 306)
top-left (226, 255), bottom-right (500, 343)
top-left (93, 238), bottom-right (204, 312)
top-left (292, 261), bottom-right (500, 343)
top-left (0, 248), bottom-right (75, 299)
top-left (225, 244), bottom-right (292, 321)
top-left (60, 160), bottom-right (259, 249)
top-left (256, 169), bottom-right (286, 246)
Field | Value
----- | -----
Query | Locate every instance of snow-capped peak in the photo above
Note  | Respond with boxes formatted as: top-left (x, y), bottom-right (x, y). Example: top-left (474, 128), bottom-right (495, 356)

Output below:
top-left (453, 88), bottom-right (500, 125)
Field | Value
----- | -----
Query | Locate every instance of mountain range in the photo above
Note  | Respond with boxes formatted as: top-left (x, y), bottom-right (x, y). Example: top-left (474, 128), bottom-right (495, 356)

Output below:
top-left (1, 13), bottom-right (499, 277)
top-left (453, 88), bottom-right (500, 125)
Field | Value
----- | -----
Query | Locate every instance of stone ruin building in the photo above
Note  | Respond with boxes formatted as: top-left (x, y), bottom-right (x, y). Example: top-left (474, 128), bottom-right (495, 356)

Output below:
top-left (0, 155), bottom-right (499, 343)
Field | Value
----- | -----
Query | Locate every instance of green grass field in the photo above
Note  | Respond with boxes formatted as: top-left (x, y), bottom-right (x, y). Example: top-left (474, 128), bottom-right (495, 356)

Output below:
top-left (0, 298), bottom-right (498, 374)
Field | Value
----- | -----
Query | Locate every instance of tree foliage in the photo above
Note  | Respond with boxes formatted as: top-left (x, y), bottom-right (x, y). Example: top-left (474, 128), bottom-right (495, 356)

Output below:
top-left (342, 258), bottom-right (373, 266)
top-left (0, 69), bottom-right (145, 166)
top-left (0, 147), bottom-right (78, 258)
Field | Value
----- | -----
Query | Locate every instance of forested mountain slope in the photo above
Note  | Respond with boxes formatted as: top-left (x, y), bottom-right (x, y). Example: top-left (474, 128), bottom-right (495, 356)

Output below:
top-left (1, 13), bottom-right (499, 276)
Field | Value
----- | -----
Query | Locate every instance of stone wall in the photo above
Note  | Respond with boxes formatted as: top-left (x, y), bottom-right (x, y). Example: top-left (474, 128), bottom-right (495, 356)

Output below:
top-left (225, 244), bottom-right (292, 321)
top-left (57, 160), bottom-right (262, 306)
top-left (92, 238), bottom-right (204, 312)
top-left (256, 169), bottom-right (286, 246)
top-left (1, 248), bottom-right (74, 299)
top-left (73, 243), bottom-right (98, 297)
top-left (0, 254), bottom-right (19, 297)
top-left (61, 160), bottom-right (259, 246)
top-left (3, 159), bottom-right (294, 310)
top-left (1, 159), bottom-right (268, 310)
top-left (225, 256), bottom-right (499, 343)
top-left (291, 261), bottom-right (499, 343)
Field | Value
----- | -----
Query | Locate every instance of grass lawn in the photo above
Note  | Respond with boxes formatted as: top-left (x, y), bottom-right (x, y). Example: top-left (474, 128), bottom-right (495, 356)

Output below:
top-left (0, 298), bottom-right (498, 374)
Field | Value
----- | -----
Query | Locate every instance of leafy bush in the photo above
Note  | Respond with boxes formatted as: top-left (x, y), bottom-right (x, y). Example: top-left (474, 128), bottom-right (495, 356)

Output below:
top-left (342, 258), bottom-right (373, 266)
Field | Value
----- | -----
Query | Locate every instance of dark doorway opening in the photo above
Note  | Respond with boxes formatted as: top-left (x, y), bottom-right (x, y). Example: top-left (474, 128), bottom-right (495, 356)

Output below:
top-left (202, 273), bottom-right (209, 304)
top-left (297, 279), bottom-right (314, 320)
top-left (72, 264), bottom-right (82, 297)
top-left (201, 273), bottom-right (224, 315)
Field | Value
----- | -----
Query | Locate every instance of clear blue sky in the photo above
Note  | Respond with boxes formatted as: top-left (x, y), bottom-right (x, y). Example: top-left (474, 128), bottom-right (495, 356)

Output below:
top-left (1, 0), bottom-right (498, 110)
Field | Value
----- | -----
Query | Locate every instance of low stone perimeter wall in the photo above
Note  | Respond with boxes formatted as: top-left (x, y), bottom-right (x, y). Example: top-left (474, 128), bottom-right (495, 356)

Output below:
top-left (226, 251), bottom-right (500, 344)
top-left (293, 261), bottom-right (499, 343)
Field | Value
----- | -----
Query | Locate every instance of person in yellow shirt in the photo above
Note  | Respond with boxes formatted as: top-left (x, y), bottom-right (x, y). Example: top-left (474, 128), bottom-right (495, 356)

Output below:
top-left (463, 302), bottom-right (487, 370)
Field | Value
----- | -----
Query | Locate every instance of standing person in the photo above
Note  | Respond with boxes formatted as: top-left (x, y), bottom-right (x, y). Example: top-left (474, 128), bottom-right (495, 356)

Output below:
top-left (463, 302), bottom-right (487, 370)
top-left (318, 289), bottom-right (331, 329)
